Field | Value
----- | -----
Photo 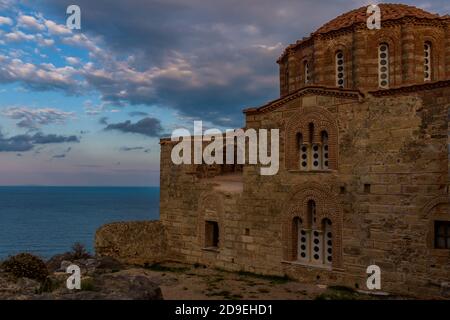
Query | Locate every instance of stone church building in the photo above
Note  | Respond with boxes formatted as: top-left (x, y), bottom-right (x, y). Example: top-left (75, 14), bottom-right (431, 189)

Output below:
top-left (98, 4), bottom-right (450, 298)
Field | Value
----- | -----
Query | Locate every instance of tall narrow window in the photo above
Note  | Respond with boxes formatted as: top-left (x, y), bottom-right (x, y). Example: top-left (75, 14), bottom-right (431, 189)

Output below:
top-left (378, 43), bottom-right (389, 88)
top-left (308, 200), bottom-right (317, 226)
top-left (296, 124), bottom-right (331, 171)
top-left (285, 62), bottom-right (290, 92)
top-left (296, 217), bottom-right (309, 261)
top-left (297, 133), bottom-right (308, 171)
top-left (205, 221), bottom-right (219, 248)
top-left (304, 61), bottom-right (310, 84)
top-left (309, 123), bottom-right (320, 170)
top-left (435, 221), bottom-right (450, 249)
top-left (294, 200), bottom-right (332, 267)
top-left (321, 131), bottom-right (329, 170)
top-left (336, 51), bottom-right (345, 88)
top-left (323, 219), bottom-right (333, 265)
top-left (424, 42), bottom-right (432, 81)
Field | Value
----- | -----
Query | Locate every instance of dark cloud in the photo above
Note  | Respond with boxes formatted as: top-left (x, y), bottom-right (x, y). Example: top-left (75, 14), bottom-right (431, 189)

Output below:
top-left (0, 131), bottom-right (80, 152)
top-left (104, 117), bottom-right (163, 137)
top-left (50, 146), bottom-right (72, 159)
top-left (98, 116), bottom-right (108, 125)
top-left (31, 0), bottom-right (341, 126)
top-left (32, 132), bottom-right (79, 144)
top-left (2, 107), bottom-right (75, 129)
top-left (31, 0), bottom-right (450, 127)
top-left (75, 164), bottom-right (104, 168)
top-left (119, 146), bottom-right (145, 152)
top-left (128, 111), bottom-right (149, 117)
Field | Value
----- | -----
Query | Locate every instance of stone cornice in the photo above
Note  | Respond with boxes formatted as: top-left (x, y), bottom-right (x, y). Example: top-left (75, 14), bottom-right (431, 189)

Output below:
top-left (243, 86), bottom-right (364, 115)
top-left (369, 80), bottom-right (450, 97)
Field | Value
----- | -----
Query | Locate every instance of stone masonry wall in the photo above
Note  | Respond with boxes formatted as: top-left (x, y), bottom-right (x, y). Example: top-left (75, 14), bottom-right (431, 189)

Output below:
top-left (95, 221), bottom-right (167, 265)
top-left (159, 87), bottom-right (449, 298)
top-left (242, 89), bottom-right (449, 298)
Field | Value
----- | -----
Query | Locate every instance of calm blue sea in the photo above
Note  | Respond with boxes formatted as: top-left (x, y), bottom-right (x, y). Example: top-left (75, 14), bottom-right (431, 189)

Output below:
top-left (0, 187), bottom-right (159, 260)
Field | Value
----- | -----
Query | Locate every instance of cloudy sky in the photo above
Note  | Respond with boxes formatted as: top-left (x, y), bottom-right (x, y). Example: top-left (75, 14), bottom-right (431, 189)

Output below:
top-left (0, 0), bottom-right (447, 186)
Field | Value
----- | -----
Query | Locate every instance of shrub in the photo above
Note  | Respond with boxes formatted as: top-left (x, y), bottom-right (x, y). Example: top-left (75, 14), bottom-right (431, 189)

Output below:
top-left (81, 277), bottom-right (96, 291)
top-left (70, 242), bottom-right (91, 260)
top-left (37, 277), bottom-right (61, 293)
top-left (2, 253), bottom-right (49, 282)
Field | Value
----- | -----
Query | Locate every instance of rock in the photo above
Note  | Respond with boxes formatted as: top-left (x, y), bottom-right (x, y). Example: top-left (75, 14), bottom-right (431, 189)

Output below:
top-left (46, 253), bottom-right (73, 272)
top-left (41, 269), bottom-right (163, 300)
top-left (86, 259), bottom-right (97, 267)
top-left (0, 273), bottom-right (40, 299)
top-left (93, 269), bottom-right (163, 300)
top-left (96, 256), bottom-right (123, 272)
top-left (60, 260), bottom-right (72, 272)
top-left (0, 261), bottom-right (162, 300)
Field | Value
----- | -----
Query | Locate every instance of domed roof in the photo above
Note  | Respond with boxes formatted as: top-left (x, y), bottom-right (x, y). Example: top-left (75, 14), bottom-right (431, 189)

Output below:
top-left (315, 3), bottom-right (440, 35)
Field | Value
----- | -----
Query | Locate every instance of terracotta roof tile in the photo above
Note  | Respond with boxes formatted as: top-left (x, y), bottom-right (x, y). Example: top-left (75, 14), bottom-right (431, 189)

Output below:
top-left (315, 3), bottom-right (440, 35)
top-left (277, 4), bottom-right (444, 62)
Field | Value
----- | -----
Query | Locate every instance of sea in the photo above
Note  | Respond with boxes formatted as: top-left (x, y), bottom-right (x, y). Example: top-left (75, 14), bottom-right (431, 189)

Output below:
top-left (0, 186), bottom-right (160, 260)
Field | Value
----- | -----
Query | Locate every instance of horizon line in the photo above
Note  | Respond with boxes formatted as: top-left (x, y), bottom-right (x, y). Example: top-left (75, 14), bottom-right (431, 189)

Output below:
top-left (0, 185), bottom-right (160, 188)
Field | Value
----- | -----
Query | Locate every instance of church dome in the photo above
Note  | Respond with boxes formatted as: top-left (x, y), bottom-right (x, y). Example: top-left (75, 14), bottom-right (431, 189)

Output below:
top-left (278, 3), bottom-right (450, 97)
top-left (315, 3), bottom-right (440, 35)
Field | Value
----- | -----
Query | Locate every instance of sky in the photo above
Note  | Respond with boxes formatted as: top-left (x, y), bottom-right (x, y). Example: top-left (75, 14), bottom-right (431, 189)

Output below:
top-left (0, 0), bottom-right (448, 186)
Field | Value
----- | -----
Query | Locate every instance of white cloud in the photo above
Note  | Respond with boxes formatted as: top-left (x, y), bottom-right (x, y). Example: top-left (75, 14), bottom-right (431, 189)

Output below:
top-left (5, 30), bottom-right (35, 42)
top-left (18, 15), bottom-right (45, 31)
top-left (44, 19), bottom-right (71, 35)
top-left (0, 16), bottom-right (12, 26)
top-left (0, 56), bottom-right (81, 92)
top-left (36, 35), bottom-right (55, 47)
top-left (65, 56), bottom-right (80, 65)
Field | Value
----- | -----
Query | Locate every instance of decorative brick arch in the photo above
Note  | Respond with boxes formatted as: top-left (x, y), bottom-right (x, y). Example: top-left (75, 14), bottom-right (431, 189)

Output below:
top-left (422, 196), bottom-right (449, 217)
top-left (282, 182), bottom-right (343, 268)
top-left (285, 106), bottom-right (338, 170)
top-left (197, 192), bottom-right (224, 247)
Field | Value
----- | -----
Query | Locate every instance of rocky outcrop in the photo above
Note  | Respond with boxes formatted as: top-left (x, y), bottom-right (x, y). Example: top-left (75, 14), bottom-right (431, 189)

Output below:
top-left (39, 269), bottom-right (163, 300)
top-left (0, 258), bottom-right (163, 300)
top-left (95, 221), bottom-right (167, 265)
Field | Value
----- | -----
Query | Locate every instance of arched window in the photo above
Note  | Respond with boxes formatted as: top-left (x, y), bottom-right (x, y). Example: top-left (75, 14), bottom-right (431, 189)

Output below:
top-left (293, 217), bottom-right (304, 260)
top-left (285, 61), bottom-right (290, 92)
top-left (286, 108), bottom-right (338, 171)
top-left (308, 200), bottom-right (316, 225)
top-left (323, 219), bottom-right (333, 265)
top-left (378, 43), bottom-right (389, 88)
top-left (424, 42), bottom-right (432, 81)
top-left (336, 51), bottom-right (345, 88)
top-left (297, 133), bottom-right (308, 171)
top-left (321, 131), bottom-right (329, 169)
top-left (294, 200), bottom-right (332, 266)
top-left (296, 125), bottom-right (330, 171)
top-left (304, 61), bottom-right (310, 84)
